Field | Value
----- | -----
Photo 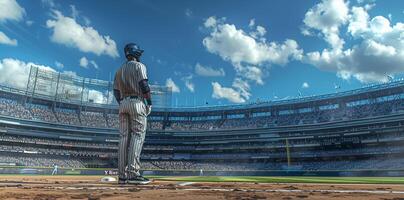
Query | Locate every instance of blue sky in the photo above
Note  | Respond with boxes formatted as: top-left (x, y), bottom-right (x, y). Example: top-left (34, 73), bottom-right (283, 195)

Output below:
top-left (0, 0), bottom-right (403, 106)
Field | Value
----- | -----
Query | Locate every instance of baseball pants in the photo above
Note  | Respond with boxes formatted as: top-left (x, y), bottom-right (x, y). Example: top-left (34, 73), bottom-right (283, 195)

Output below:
top-left (118, 97), bottom-right (147, 179)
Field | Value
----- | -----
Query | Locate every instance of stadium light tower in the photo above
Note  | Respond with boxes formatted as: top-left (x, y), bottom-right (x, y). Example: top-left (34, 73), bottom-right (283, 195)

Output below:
top-left (334, 83), bottom-right (341, 93)
top-left (298, 90), bottom-right (303, 98)
top-left (386, 74), bottom-right (394, 82)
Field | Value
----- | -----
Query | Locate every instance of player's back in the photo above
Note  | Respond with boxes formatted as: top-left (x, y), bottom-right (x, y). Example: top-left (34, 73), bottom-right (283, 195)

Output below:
top-left (114, 61), bottom-right (148, 98)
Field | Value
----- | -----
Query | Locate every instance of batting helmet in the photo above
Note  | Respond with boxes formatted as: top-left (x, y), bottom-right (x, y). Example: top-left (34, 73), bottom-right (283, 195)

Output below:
top-left (124, 43), bottom-right (144, 59)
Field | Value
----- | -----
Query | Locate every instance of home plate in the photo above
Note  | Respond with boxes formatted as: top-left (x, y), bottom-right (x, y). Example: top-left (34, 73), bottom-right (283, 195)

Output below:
top-left (177, 182), bottom-right (195, 186)
top-left (101, 176), bottom-right (117, 182)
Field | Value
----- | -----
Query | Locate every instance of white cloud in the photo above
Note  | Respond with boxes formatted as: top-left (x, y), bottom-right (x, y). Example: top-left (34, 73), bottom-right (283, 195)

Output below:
top-left (301, 28), bottom-right (313, 36)
top-left (46, 10), bottom-right (119, 58)
top-left (79, 57), bottom-right (88, 68)
top-left (203, 18), bottom-right (302, 66)
top-left (26, 20), bottom-right (33, 26)
top-left (369, 16), bottom-right (392, 34)
top-left (302, 0), bottom-right (349, 49)
top-left (55, 61), bottom-right (64, 69)
top-left (195, 63), bottom-right (225, 77)
top-left (83, 16), bottom-right (91, 26)
top-left (0, 31), bottom-right (17, 46)
top-left (0, 0), bottom-right (25, 22)
top-left (203, 16), bottom-right (302, 103)
top-left (249, 19), bottom-right (255, 28)
top-left (181, 75), bottom-right (194, 93)
top-left (165, 78), bottom-right (180, 93)
top-left (234, 64), bottom-right (264, 85)
top-left (79, 57), bottom-right (98, 69)
top-left (204, 16), bottom-right (218, 28)
top-left (185, 82), bottom-right (194, 93)
top-left (70, 5), bottom-right (79, 19)
top-left (0, 0), bottom-right (22, 46)
top-left (90, 60), bottom-right (98, 69)
top-left (348, 6), bottom-right (369, 38)
top-left (251, 26), bottom-right (267, 39)
top-left (303, 1), bottom-right (404, 83)
top-left (69, 4), bottom-right (90, 25)
top-left (211, 82), bottom-right (245, 103)
top-left (0, 58), bottom-right (55, 89)
top-left (232, 78), bottom-right (251, 100)
top-left (302, 82), bottom-right (310, 88)
top-left (185, 8), bottom-right (192, 17)
top-left (41, 0), bottom-right (55, 8)
top-left (256, 26), bottom-right (266, 36)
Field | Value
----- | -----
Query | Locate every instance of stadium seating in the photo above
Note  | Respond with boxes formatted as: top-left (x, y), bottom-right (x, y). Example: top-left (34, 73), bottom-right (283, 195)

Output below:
top-left (80, 111), bottom-right (107, 128)
top-left (1, 83), bottom-right (404, 172)
top-left (0, 93), bottom-right (403, 131)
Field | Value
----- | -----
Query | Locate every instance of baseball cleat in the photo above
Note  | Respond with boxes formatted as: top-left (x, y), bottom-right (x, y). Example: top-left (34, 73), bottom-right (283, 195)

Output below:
top-left (118, 178), bottom-right (127, 184)
top-left (127, 176), bottom-right (151, 185)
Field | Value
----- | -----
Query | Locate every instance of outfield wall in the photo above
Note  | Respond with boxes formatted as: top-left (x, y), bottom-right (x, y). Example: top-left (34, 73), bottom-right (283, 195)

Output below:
top-left (141, 169), bottom-right (404, 177)
top-left (1, 167), bottom-right (404, 177)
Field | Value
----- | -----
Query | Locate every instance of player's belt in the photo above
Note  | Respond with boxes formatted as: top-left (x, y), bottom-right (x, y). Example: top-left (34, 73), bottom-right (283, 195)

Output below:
top-left (124, 96), bottom-right (140, 99)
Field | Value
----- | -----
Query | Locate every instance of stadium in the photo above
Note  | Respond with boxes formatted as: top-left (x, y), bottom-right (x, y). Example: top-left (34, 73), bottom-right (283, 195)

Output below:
top-left (3, 0), bottom-right (404, 197)
top-left (0, 66), bottom-right (404, 199)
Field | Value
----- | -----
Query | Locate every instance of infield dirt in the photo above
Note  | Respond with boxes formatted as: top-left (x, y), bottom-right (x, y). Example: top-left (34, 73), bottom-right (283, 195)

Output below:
top-left (0, 175), bottom-right (403, 200)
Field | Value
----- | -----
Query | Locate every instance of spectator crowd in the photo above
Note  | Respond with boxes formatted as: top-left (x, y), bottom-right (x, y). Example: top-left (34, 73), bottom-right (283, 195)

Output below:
top-left (0, 94), bottom-right (403, 131)
top-left (0, 93), bottom-right (404, 171)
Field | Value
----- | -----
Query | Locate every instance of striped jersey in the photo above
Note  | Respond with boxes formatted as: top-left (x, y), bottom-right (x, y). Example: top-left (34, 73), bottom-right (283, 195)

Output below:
top-left (113, 61), bottom-right (148, 99)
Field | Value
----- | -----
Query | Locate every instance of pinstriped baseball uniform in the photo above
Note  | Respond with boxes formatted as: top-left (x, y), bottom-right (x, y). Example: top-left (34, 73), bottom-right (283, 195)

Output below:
top-left (113, 60), bottom-right (149, 179)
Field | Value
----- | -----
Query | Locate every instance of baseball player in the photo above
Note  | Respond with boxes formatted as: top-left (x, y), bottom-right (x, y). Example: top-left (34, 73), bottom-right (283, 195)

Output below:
top-left (113, 43), bottom-right (152, 185)
top-left (51, 164), bottom-right (58, 175)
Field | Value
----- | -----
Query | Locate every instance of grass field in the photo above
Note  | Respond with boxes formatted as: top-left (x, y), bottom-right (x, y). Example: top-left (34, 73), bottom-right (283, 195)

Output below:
top-left (1, 174), bottom-right (404, 184)
top-left (149, 176), bottom-right (404, 184)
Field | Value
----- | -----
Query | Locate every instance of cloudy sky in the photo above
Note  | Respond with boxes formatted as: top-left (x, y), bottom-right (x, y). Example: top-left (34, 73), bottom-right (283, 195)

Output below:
top-left (0, 0), bottom-right (403, 106)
